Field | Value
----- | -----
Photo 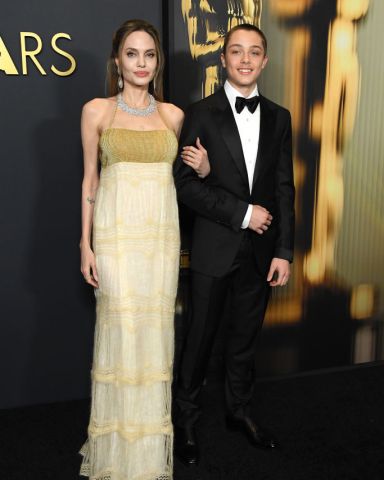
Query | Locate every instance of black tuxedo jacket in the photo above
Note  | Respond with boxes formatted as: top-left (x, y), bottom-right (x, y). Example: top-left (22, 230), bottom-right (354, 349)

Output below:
top-left (173, 87), bottom-right (295, 278)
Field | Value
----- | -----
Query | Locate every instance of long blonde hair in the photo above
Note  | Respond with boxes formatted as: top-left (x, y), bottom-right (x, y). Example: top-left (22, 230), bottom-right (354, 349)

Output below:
top-left (107, 19), bottom-right (164, 100)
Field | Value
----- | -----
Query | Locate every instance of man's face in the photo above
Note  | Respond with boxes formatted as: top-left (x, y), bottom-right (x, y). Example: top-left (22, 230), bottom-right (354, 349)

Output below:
top-left (221, 29), bottom-right (268, 91)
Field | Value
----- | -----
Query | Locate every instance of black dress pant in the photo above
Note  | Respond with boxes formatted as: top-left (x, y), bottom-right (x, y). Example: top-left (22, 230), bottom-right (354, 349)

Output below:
top-left (175, 231), bottom-right (271, 426)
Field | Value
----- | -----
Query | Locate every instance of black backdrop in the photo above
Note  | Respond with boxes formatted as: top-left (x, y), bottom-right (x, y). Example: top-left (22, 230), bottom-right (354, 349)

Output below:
top-left (0, 0), bottom-right (162, 409)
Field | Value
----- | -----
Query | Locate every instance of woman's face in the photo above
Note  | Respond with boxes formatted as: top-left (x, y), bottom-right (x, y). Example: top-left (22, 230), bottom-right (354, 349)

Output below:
top-left (116, 30), bottom-right (157, 90)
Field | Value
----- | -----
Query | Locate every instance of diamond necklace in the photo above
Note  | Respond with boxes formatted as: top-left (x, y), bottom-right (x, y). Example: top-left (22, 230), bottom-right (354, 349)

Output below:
top-left (117, 92), bottom-right (157, 117)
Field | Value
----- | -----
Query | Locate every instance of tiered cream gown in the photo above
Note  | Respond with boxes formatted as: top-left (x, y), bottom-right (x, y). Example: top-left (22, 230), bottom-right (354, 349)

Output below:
top-left (80, 113), bottom-right (180, 479)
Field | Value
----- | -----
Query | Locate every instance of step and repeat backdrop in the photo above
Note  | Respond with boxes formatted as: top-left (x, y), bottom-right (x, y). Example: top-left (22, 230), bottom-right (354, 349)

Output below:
top-left (1, 0), bottom-right (383, 408)
top-left (0, 0), bottom-right (162, 409)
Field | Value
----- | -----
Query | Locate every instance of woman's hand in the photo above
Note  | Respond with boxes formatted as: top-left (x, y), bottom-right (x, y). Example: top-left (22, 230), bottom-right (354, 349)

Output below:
top-left (181, 137), bottom-right (211, 178)
top-left (80, 242), bottom-right (99, 288)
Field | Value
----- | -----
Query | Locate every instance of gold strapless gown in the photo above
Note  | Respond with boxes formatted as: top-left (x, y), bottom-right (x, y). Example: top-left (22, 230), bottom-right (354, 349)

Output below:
top-left (80, 127), bottom-right (180, 480)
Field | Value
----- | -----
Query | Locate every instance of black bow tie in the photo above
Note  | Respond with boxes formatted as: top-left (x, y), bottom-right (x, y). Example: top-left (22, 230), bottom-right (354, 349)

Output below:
top-left (235, 95), bottom-right (260, 114)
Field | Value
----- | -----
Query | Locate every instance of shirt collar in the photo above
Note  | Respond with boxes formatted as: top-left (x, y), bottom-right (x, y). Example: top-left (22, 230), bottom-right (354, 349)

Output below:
top-left (224, 80), bottom-right (259, 110)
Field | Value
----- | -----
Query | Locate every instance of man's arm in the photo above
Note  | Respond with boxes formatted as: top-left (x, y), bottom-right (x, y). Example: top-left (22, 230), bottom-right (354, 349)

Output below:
top-left (173, 105), bottom-right (249, 231)
top-left (265, 110), bottom-right (295, 287)
top-left (273, 110), bottom-right (295, 262)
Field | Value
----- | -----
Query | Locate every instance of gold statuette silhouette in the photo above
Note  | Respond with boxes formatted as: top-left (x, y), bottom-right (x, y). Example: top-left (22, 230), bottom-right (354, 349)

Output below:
top-left (181, 0), bottom-right (262, 97)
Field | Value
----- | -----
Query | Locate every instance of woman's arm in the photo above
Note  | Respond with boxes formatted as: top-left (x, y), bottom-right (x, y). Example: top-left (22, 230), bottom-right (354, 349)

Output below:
top-left (160, 102), bottom-right (210, 177)
top-left (79, 99), bottom-right (105, 287)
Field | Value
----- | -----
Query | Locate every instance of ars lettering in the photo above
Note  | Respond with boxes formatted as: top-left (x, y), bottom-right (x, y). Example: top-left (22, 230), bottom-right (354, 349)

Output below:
top-left (0, 32), bottom-right (76, 76)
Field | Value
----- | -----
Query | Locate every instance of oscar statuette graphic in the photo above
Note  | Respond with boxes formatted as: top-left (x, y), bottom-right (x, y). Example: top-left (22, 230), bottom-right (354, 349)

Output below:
top-left (181, 0), bottom-right (262, 97)
top-left (268, 0), bottom-right (379, 369)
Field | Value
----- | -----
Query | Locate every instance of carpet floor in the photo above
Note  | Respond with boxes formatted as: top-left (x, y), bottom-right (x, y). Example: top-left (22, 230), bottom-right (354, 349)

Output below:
top-left (1, 363), bottom-right (383, 480)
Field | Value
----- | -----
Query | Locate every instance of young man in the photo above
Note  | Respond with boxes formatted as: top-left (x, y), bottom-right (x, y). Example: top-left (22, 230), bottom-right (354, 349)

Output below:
top-left (173, 24), bottom-right (295, 465)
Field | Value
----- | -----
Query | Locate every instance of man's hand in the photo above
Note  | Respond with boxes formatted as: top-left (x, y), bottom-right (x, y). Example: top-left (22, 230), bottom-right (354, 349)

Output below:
top-left (267, 258), bottom-right (290, 287)
top-left (248, 205), bottom-right (272, 234)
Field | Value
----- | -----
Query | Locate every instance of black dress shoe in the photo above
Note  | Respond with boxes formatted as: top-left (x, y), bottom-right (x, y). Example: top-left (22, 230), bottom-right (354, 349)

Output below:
top-left (174, 424), bottom-right (199, 466)
top-left (226, 415), bottom-right (278, 449)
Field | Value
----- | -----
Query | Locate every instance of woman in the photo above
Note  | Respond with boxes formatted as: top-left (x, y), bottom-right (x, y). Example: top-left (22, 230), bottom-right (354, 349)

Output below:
top-left (79, 19), bottom-right (209, 480)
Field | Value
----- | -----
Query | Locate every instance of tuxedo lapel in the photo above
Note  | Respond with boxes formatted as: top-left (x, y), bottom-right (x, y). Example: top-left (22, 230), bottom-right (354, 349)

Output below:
top-left (252, 95), bottom-right (275, 191)
top-left (210, 89), bottom-right (248, 186)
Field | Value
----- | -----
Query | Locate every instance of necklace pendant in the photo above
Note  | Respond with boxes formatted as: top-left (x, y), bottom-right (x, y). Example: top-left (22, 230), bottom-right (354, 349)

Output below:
top-left (117, 93), bottom-right (157, 117)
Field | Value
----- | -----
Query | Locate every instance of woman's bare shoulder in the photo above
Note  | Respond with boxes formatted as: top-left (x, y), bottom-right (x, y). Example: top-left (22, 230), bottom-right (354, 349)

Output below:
top-left (82, 97), bottom-right (117, 130)
top-left (83, 97), bottom-right (116, 116)
top-left (158, 102), bottom-right (184, 133)
top-left (158, 102), bottom-right (184, 120)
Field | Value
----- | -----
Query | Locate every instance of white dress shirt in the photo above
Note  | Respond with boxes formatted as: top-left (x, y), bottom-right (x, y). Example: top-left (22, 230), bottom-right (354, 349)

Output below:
top-left (223, 80), bottom-right (260, 229)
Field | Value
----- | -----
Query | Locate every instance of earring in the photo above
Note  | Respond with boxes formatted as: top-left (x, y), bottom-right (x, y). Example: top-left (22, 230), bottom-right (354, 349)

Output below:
top-left (153, 77), bottom-right (156, 94)
top-left (117, 68), bottom-right (123, 90)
